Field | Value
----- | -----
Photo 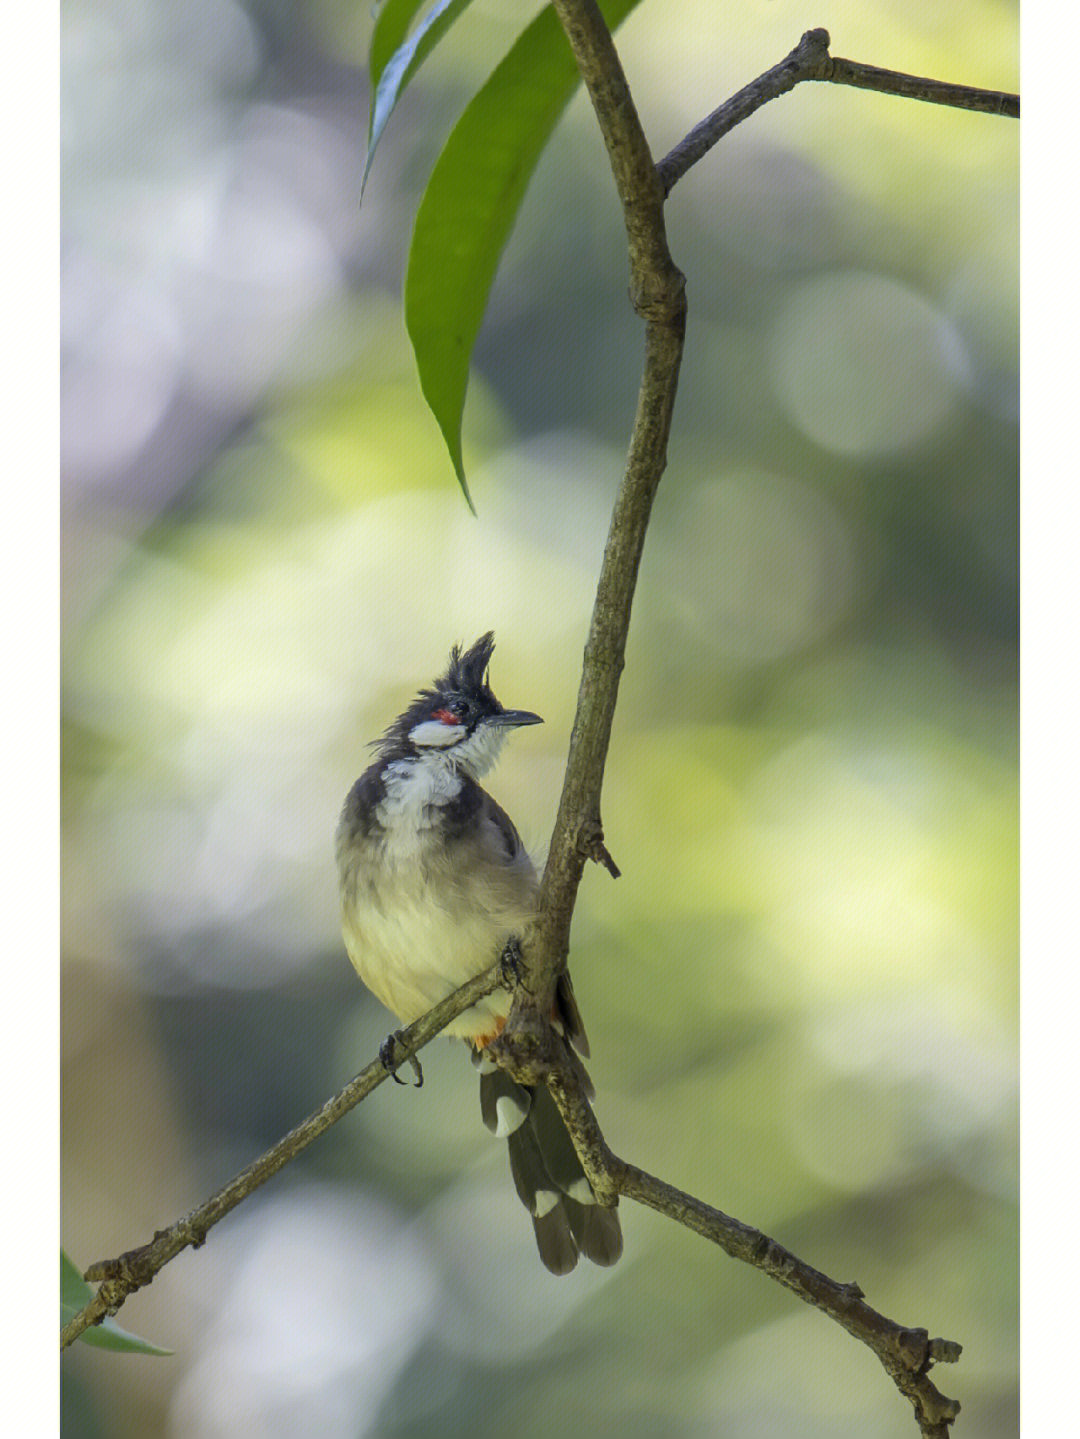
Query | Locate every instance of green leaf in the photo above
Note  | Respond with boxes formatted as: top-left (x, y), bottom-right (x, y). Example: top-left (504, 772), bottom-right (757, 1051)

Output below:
top-left (365, 0), bottom-right (477, 193)
top-left (369, 0), bottom-right (428, 93)
top-left (404, 0), bottom-right (643, 503)
top-left (61, 1249), bottom-right (172, 1356)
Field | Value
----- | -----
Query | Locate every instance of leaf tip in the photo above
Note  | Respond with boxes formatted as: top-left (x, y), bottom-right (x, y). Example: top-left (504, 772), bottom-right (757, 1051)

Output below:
top-left (455, 462), bottom-right (477, 515)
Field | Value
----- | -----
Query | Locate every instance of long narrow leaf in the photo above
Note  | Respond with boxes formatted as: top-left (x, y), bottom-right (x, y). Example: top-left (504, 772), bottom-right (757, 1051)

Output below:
top-left (369, 0), bottom-right (429, 94)
top-left (364, 0), bottom-right (477, 192)
top-left (404, 0), bottom-right (643, 503)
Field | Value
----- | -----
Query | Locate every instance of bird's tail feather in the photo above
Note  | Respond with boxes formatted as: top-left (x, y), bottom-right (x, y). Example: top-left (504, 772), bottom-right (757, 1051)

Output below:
top-left (476, 1058), bottom-right (622, 1274)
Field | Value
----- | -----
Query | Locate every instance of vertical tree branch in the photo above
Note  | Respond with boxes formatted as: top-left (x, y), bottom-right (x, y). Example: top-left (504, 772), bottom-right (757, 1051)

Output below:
top-left (513, 0), bottom-right (686, 1015)
top-left (492, 13), bottom-right (991, 1434)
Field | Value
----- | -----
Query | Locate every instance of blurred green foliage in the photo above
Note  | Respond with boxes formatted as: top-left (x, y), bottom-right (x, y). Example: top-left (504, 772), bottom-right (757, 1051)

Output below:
top-left (62, 0), bottom-right (1017, 1435)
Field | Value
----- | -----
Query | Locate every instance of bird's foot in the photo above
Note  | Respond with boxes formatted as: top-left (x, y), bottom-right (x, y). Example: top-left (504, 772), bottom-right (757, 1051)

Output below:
top-left (499, 937), bottom-right (525, 990)
top-left (379, 1030), bottom-right (423, 1087)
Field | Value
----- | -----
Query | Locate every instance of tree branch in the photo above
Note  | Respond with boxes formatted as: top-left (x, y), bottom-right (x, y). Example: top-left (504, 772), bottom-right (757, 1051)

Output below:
top-left (656, 27), bottom-right (1019, 198)
top-left (68, 957), bottom-right (962, 1439)
top-left (492, 1033), bottom-right (962, 1439)
top-left (823, 52), bottom-right (1019, 117)
top-left (60, 962), bottom-right (502, 1351)
top-left (510, 0), bottom-right (686, 1022)
top-left (656, 26), bottom-right (833, 195)
top-left (490, 6), bottom-right (992, 1433)
top-left (615, 1160), bottom-right (962, 1439)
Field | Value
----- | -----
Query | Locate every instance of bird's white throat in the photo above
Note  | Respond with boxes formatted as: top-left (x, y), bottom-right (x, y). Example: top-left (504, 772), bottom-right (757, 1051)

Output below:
top-left (405, 720), bottom-right (509, 779)
top-left (375, 756), bottom-right (462, 850)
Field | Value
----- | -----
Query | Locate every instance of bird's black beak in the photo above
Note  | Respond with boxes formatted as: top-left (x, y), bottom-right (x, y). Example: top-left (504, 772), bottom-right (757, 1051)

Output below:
top-left (489, 709), bottom-right (543, 728)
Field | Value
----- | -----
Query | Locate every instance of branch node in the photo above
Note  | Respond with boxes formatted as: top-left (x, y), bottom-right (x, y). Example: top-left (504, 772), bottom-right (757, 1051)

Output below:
top-left (896, 1327), bottom-right (930, 1371)
top-left (923, 1391), bottom-right (962, 1425)
top-left (186, 1219), bottom-right (209, 1251)
top-left (579, 818), bottom-right (621, 878)
top-left (489, 1017), bottom-right (556, 1088)
top-left (927, 1336), bottom-right (963, 1366)
top-left (99, 1280), bottom-right (126, 1317)
top-left (84, 1253), bottom-right (129, 1284)
top-left (630, 267), bottom-right (687, 324)
top-left (800, 27), bottom-right (832, 64)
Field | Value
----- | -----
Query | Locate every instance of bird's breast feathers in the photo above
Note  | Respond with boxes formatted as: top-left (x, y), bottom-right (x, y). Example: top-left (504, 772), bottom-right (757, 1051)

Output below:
top-left (337, 758), bottom-right (536, 1037)
top-left (373, 756), bottom-right (464, 859)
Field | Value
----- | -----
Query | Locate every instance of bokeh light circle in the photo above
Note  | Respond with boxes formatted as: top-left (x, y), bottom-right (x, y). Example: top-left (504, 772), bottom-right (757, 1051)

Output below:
top-left (770, 270), bottom-right (966, 455)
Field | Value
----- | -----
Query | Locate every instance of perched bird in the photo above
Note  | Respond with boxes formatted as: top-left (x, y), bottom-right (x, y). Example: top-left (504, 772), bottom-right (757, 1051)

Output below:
top-left (336, 632), bottom-right (621, 1274)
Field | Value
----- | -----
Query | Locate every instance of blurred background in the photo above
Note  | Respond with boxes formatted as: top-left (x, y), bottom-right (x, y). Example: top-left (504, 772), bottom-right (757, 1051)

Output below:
top-left (60, 0), bottom-right (1018, 1434)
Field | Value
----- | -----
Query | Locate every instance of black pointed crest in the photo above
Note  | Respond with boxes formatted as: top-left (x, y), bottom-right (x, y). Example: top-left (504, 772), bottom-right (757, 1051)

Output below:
top-left (440, 631), bottom-right (495, 694)
top-left (373, 633), bottom-right (499, 757)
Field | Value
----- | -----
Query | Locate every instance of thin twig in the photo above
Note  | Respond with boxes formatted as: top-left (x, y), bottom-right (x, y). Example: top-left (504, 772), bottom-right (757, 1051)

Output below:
top-left (60, 962), bottom-right (502, 1350)
top-left (656, 27), bottom-right (1018, 197)
top-left (657, 27), bottom-right (833, 195)
top-left (823, 53), bottom-right (1019, 117)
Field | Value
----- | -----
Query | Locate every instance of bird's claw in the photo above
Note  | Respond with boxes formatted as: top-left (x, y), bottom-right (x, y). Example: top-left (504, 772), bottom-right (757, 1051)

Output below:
top-left (499, 938), bottom-right (524, 989)
top-left (379, 1031), bottom-right (423, 1087)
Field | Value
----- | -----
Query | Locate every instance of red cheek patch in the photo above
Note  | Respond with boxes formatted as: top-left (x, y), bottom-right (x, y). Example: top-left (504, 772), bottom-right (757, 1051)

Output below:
top-left (432, 708), bottom-right (460, 725)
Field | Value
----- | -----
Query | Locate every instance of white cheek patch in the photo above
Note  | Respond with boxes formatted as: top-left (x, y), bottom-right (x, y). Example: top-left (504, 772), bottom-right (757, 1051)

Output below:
top-left (408, 719), bottom-right (465, 748)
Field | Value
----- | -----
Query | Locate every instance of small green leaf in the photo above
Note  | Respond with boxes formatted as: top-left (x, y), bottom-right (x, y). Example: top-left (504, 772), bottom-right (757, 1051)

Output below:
top-left (365, 0), bottom-right (477, 192)
top-left (76, 1323), bottom-right (173, 1357)
top-left (404, 0), bottom-right (643, 502)
top-left (61, 1249), bottom-right (172, 1356)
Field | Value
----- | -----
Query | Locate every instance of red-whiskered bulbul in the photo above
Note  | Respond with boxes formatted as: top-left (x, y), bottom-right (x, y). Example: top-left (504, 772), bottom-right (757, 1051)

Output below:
top-left (336, 633), bottom-right (622, 1273)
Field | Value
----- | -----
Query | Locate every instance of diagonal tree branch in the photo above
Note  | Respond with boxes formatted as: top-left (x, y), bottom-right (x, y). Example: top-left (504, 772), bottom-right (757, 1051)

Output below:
top-left (656, 26), bottom-right (834, 195)
top-left (822, 51), bottom-right (1018, 117)
top-left (64, 952), bottom-right (959, 1439)
top-left (502, 1037), bottom-right (963, 1439)
top-left (60, 962), bottom-right (503, 1350)
top-left (656, 27), bottom-right (1018, 197)
top-left (616, 1159), bottom-right (962, 1438)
